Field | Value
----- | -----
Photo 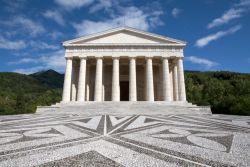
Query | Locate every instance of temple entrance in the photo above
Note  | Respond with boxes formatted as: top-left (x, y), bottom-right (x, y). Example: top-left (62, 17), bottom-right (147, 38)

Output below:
top-left (120, 81), bottom-right (129, 101)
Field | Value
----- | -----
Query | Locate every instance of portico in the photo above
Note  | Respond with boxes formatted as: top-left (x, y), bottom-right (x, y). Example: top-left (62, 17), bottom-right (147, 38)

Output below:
top-left (61, 27), bottom-right (187, 103)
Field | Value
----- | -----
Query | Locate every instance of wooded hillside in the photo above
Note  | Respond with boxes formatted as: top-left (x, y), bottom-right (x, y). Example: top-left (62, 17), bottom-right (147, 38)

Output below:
top-left (0, 70), bottom-right (249, 115)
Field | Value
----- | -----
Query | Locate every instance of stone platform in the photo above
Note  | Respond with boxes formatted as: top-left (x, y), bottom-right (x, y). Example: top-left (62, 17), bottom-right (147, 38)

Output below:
top-left (1, 105), bottom-right (250, 166)
top-left (37, 101), bottom-right (212, 115)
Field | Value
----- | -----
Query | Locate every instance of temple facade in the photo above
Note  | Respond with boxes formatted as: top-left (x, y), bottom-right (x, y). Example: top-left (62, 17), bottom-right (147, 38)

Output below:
top-left (61, 27), bottom-right (187, 102)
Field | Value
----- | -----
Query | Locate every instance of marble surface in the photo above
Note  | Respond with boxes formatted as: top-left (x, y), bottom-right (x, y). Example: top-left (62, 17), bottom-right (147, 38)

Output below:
top-left (0, 110), bottom-right (250, 167)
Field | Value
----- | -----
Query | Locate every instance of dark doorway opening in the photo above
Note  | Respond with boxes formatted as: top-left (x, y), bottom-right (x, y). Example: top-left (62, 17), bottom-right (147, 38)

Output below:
top-left (120, 81), bottom-right (129, 101)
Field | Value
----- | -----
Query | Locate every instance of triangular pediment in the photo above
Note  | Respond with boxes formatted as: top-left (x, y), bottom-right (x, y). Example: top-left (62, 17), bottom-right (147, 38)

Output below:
top-left (63, 27), bottom-right (186, 46)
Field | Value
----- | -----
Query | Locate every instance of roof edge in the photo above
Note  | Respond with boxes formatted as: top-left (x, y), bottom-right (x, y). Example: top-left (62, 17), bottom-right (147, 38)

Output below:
top-left (63, 26), bottom-right (187, 46)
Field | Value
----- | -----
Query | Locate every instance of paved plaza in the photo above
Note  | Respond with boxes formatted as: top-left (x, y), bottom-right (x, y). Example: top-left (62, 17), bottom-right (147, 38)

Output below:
top-left (1, 110), bottom-right (250, 167)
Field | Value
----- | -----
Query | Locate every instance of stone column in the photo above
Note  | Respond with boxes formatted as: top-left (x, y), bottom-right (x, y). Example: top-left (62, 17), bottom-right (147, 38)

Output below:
top-left (62, 57), bottom-right (73, 102)
top-left (102, 65), bottom-right (105, 101)
top-left (85, 65), bottom-right (90, 101)
top-left (177, 58), bottom-right (186, 101)
top-left (157, 64), bottom-right (163, 101)
top-left (112, 57), bottom-right (120, 101)
top-left (162, 57), bottom-right (171, 101)
top-left (71, 62), bottom-right (79, 101)
top-left (169, 66), bottom-right (173, 101)
top-left (145, 57), bottom-right (154, 101)
top-left (77, 57), bottom-right (86, 102)
top-left (94, 57), bottom-right (103, 101)
top-left (173, 60), bottom-right (179, 101)
top-left (129, 57), bottom-right (137, 101)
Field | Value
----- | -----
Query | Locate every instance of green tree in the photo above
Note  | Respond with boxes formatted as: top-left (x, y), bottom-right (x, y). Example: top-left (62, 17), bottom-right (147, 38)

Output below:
top-left (15, 91), bottom-right (26, 114)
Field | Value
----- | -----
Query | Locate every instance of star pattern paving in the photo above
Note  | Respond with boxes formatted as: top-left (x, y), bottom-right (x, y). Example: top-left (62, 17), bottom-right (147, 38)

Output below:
top-left (0, 112), bottom-right (250, 167)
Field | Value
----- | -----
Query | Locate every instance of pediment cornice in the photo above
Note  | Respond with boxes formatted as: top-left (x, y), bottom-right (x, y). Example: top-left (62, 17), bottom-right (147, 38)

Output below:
top-left (63, 27), bottom-right (186, 47)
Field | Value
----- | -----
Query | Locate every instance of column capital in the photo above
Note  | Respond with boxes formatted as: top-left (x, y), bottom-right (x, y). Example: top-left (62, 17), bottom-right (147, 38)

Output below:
top-left (112, 56), bottom-right (120, 60)
top-left (79, 56), bottom-right (87, 60)
top-left (95, 56), bottom-right (103, 59)
top-left (161, 56), bottom-right (170, 60)
top-left (177, 57), bottom-right (184, 60)
top-left (65, 57), bottom-right (73, 60)
top-left (170, 57), bottom-right (178, 64)
top-left (145, 56), bottom-right (153, 60)
top-left (129, 56), bottom-right (136, 60)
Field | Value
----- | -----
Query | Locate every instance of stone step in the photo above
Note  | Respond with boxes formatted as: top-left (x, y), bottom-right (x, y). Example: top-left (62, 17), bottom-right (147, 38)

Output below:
top-left (56, 101), bottom-right (211, 115)
top-left (36, 101), bottom-right (211, 115)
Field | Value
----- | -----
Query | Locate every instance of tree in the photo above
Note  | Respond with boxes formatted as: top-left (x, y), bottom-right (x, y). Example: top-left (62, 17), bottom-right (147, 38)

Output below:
top-left (15, 90), bottom-right (26, 114)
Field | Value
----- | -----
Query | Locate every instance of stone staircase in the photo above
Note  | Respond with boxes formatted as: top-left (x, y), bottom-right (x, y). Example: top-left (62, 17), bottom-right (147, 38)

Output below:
top-left (36, 101), bottom-right (212, 115)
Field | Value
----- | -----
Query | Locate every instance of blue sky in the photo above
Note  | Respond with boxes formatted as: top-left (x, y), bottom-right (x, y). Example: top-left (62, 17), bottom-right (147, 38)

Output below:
top-left (0, 0), bottom-right (249, 74)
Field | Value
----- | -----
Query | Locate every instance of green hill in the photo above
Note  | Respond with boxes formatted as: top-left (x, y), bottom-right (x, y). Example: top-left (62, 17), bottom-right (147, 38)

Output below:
top-left (0, 70), bottom-right (62, 115)
top-left (30, 69), bottom-right (64, 88)
top-left (0, 70), bottom-right (249, 115)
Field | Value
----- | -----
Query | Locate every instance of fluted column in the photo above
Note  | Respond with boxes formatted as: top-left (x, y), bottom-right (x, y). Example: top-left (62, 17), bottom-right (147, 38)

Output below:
top-left (145, 57), bottom-right (154, 101)
top-left (77, 57), bottom-right (86, 101)
top-left (112, 57), bottom-right (120, 101)
top-left (173, 60), bottom-right (179, 101)
top-left (85, 65), bottom-right (90, 101)
top-left (62, 57), bottom-right (73, 102)
top-left (162, 57), bottom-right (171, 101)
top-left (129, 57), bottom-right (137, 101)
top-left (94, 57), bottom-right (103, 101)
top-left (177, 58), bottom-right (186, 101)
top-left (169, 67), bottom-right (173, 101)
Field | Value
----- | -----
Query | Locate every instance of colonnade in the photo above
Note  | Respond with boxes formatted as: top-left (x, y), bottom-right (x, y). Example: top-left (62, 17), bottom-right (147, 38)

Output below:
top-left (62, 56), bottom-right (186, 102)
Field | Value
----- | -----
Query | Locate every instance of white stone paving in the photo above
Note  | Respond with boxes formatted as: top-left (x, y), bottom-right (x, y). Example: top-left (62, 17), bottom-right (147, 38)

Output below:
top-left (0, 111), bottom-right (250, 167)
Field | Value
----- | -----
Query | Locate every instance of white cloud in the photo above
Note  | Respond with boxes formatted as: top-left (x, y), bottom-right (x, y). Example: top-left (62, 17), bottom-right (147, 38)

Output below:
top-left (14, 66), bottom-right (45, 74)
top-left (186, 56), bottom-right (219, 69)
top-left (29, 41), bottom-right (60, 50)
top-left (207, 8), bottom-right (244, 29)
top-left (8, 58), bottom-right (37, 65)
top-left (12, 50), bottom-right (65, 74)
top-left (73, 6), bottom-right (163, 36)
top-left (2, 0), bottom-right (27, 13)
top-left (1, 16), bottom-right (45, 36)
top-left (0, 36), bottom-right (27, 50)
top-left (49, 31), bottom-right (64, 39)
top-left (235, 0), bottom-right (250, 7)
top-left (2, 39), bottom-right (59, 52)
top-left (171, 8), bottom-right (181, 18)
top-left (195, 25), bottom-right (241, 48)
top-left (43, 10), bottom-right (65, 26)
top-left (13, 16), bottom-right (45, 36)
top-left (207, 0), bottom-right (250, 29)
top-left (89, 0), bottom-right (113, 13)
top-left (54, 0), bottom-right (94, 10)
top-left (44, 50), bottom-right (65, 70)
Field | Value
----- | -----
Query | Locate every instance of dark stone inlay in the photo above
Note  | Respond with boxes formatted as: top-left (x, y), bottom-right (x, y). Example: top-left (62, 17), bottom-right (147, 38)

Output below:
top-left (78, 118), bottom-right (92, 123)
top-left (201, 134), bottom-right (234, 153)
top-left (38, 150), bottom-right (124, 167)
top-left (104, 137), bottom-right (202, 167)
top-left (106, 115), bottom-right (132, 134)
top-left (114, 136), bottom-right (233, 167)
top-left (144, 118), bottom-right (162, 123)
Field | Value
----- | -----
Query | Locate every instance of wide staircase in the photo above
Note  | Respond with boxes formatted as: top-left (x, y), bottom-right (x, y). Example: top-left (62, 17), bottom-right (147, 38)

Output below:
top-left (37, 101), bottom-right (212, 115)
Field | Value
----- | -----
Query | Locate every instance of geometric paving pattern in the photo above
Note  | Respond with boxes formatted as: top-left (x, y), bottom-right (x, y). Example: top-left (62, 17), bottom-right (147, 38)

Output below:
top-left (1, 112), bottom-right (250, 166)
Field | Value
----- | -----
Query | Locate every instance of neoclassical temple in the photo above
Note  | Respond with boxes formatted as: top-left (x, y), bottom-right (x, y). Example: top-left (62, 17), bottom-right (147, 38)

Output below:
top-left (61, 27), bottom-right (187, 102)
